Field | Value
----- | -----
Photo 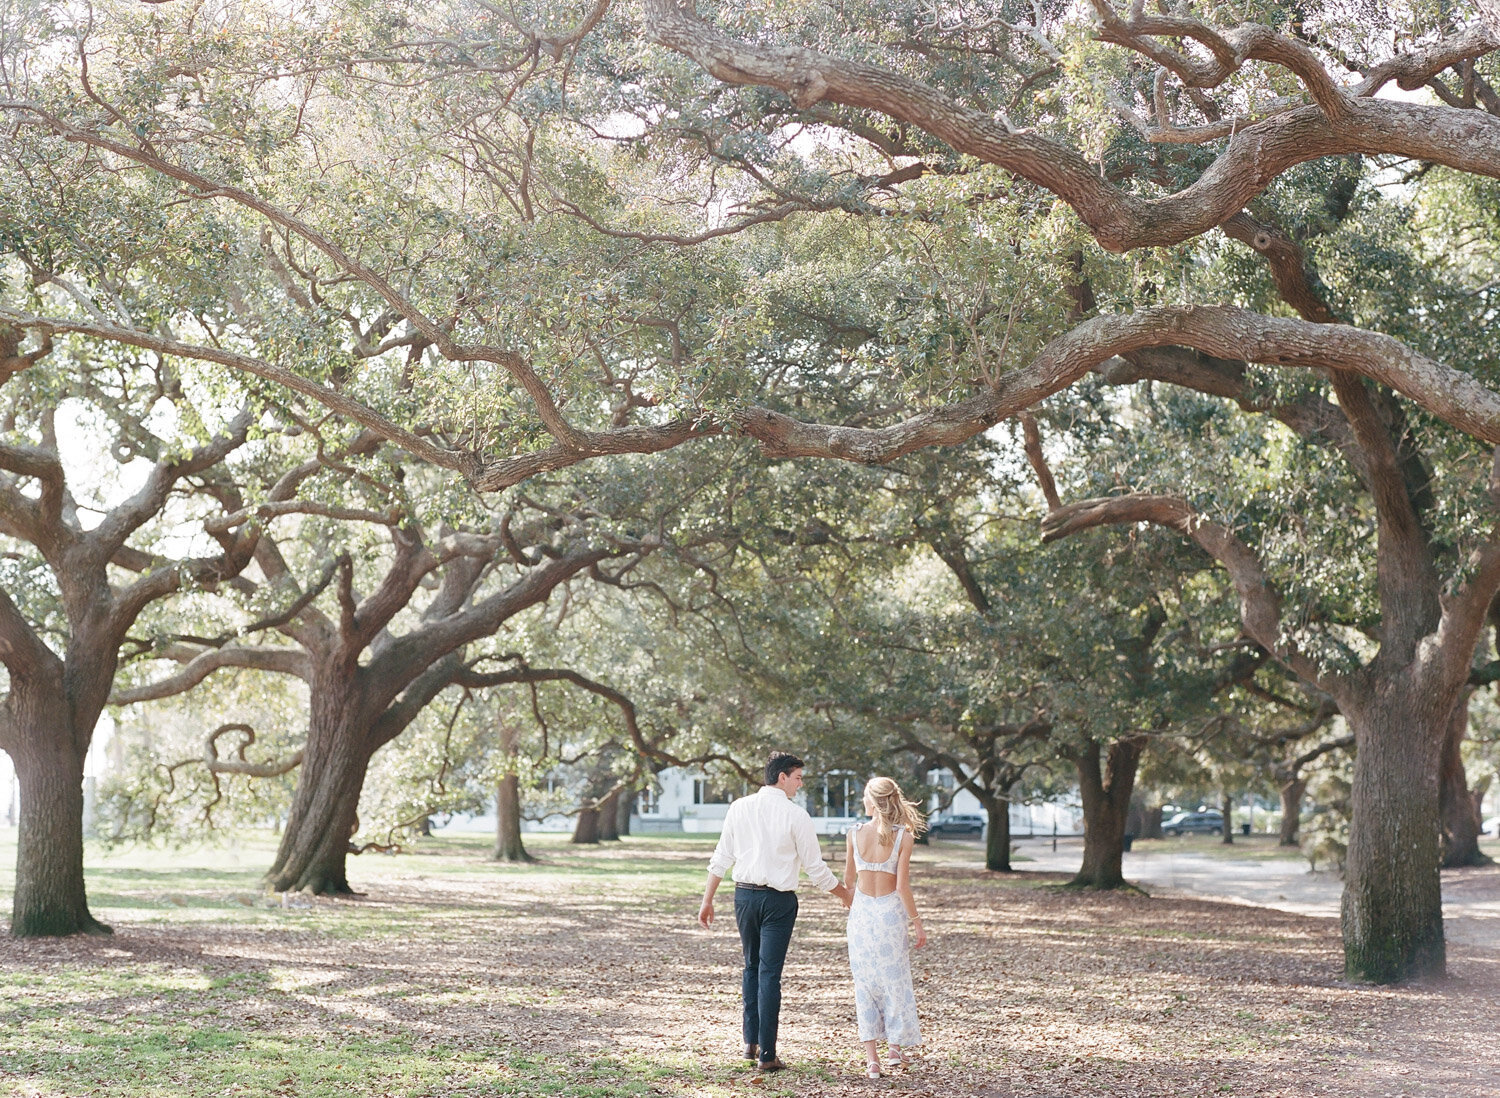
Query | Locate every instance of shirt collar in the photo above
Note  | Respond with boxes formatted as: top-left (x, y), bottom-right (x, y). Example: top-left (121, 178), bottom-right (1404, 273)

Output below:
top-left (759, 785), bottom-right (789, 800)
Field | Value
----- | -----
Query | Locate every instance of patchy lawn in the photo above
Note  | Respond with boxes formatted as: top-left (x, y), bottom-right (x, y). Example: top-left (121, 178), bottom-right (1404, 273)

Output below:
top-left (1, 831), bottom-right (1497, 1097)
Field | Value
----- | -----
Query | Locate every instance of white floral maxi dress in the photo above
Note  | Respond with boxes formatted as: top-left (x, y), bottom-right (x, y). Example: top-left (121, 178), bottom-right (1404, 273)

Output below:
top-left (846, 823), bottom-right (923, 1047)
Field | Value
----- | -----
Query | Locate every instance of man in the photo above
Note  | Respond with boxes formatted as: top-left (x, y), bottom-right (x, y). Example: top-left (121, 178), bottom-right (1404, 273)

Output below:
top-left (697, 751), bottom-right (853, 1073)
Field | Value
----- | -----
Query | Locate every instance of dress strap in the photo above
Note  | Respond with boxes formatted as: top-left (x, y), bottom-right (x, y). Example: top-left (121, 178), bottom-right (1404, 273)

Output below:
top-left (853, 823), bottom-right (904, 873)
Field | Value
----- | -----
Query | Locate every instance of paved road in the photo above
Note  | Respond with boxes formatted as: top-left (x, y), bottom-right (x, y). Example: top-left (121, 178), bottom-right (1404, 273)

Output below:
top-left (1002, 836), bottom-right (1500, 950)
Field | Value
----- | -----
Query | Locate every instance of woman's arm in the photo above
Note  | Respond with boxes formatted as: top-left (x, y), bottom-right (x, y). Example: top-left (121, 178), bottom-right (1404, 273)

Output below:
top-left (895, 831), bottom-right (926, 948)
top-left (844, 829), bottom-right (857, 891)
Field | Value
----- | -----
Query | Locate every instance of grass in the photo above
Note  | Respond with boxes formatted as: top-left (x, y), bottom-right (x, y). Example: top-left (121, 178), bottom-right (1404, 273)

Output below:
top-left (1, 826), bottom-right (1498, 1097)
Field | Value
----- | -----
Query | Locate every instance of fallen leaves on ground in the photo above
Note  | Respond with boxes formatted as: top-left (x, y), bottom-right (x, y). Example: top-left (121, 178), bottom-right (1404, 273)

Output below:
top-left (2, 838), bottom-right (1497, 1097)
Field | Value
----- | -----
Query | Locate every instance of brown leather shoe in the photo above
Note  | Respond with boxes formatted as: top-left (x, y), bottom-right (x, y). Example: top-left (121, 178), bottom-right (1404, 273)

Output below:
top-left (757, 1058), bottom-right (788, 1073)
top-left (743, 1043), bottom-right (758, 1062)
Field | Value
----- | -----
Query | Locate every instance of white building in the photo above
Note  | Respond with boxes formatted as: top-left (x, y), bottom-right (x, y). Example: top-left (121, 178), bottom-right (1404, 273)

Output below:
top-left (631, 766), bottom-right (1082, 836)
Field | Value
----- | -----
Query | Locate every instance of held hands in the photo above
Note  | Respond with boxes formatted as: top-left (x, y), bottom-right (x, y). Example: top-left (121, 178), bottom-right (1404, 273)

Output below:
top-left (833, 883), bottom-right (854, 909)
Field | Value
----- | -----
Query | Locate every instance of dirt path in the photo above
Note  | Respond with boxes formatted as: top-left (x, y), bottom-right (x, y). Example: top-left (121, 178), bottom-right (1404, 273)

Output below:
top-left (4, 839), bottom-right (1498, 1097)
top-left (1009, 836), bottom-right (1500, 952)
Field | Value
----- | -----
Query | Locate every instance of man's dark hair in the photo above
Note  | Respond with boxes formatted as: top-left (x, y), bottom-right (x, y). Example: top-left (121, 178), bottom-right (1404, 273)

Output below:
top-left (765, 751), bottom-right (805, 786)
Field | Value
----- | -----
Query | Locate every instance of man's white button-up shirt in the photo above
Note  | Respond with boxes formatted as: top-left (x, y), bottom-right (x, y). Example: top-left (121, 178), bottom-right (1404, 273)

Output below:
top-left (706, 785), bottom-right (840, 892)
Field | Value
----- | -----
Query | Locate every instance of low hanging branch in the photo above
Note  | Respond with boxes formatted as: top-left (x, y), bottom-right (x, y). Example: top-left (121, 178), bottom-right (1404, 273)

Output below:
top-left (453, 658), bottom-right (760, 784)
top-left (199, 723), bottom-right (306, 777)
top-left (130, 723), bottom-right (306, 840)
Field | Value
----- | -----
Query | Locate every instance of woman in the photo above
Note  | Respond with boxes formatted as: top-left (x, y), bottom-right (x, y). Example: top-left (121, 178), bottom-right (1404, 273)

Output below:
top-left (844, 776), bottom-right (927, 1079)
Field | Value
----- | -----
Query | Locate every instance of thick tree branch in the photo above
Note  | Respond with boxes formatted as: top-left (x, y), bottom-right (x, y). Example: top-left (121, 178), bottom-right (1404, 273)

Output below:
top-left (737, 305), bottom-right (1500, 464)
top-left (0, 441), bottom-right (67, 549)
top-left (641, 1), bottom-right (1500, 252)
top-left (0, 586), bottom-right (61, 680)
top-left (110, 645), bottom-right (309, 705)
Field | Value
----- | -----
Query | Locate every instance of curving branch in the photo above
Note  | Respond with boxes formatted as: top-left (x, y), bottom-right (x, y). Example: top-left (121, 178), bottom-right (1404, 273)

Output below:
top-left (1088, 2), bottom-right (1352, 118)
top-left (0, 323), bottom-right (53, 384)
top-left (95, 406), bottom-right (256, 567)
top-left (451, 660), bottom-right (747, 777)
top-left (0, 104), bottom-right (620, 455)
top-left (203, 500), bottom-right (397, 535)
top-left (110, 644), bottom-right (309, 705)
top-left (0, 307), bottom-right (474, 478)
top-left (472, 419), bottom-right (716, 491)
top-left (0, 440), bottom-right (67, 551)
top-left (641, 1), bottom-right (1500, 252)
top-left (0, 587), bottom-right (62, 680)
top-left (1039, 493), bottom-right (1325, 689)
top-left (735, 305), bottom-right (1500, 464)
top-left (201, 723), bottom-right (305, 777)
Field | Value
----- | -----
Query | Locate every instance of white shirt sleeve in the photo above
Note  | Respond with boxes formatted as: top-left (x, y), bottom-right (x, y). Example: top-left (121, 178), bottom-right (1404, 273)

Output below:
top-left (706, 801), bottom-right (738, 880)
top-left (793, 809), bottom-right (839, 892)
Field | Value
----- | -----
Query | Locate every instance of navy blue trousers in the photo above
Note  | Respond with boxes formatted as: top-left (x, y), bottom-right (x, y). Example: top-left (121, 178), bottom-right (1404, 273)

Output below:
top-left (734, 886), bottom-right (799, 1061)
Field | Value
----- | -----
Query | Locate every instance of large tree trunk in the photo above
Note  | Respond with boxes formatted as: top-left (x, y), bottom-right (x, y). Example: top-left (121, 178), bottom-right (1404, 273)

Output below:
top-left (616, 788), bottom-right (633, 836)
top-left (978, 791), bottom-right (1012, 872)
top-left (265, 695), bottom-right (373, 895)
top-left (492, 775), bottom-right (533, 862)
top-left (597, 789), bottom-right (621, 842)
top-left (1340, 688), bottom-right (1446, 983)
top-left (1221, 790), bottom-right (1234, 845)
top-left (1279, 777), bottom-right (1307, 846)
top-left (491, 717), bottom-right (532, 862)
top-left (9, 687), bottom-right (110, 936)
top-left (1141, 805), bottom-right (1164, 840)
top-left (1438, 691), bottom-right (1489, 868)
top-left (1069, 736), bottom-right (1146, 889)
top-left (571, 804), bottom-right (601, 844)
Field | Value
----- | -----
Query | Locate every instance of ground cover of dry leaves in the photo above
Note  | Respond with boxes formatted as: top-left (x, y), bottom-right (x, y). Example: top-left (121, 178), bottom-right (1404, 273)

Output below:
top-left (2, 833), bottom-right (1497, 1098)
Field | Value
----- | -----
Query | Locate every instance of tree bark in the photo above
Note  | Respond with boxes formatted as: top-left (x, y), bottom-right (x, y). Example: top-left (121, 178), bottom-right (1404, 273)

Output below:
top-left (8, 685), bottom-right (110, 937)
top-left (1069, 736), bottom-right (1146, 889)
top-left (616, 787), bottom-right (633, 836)
top-left (1279, 778), bottom-right (1307, 846)
top-left (977, 791), bottom-right (1012, 872)
top-left (491, 714), bottom-right (533, 862)
top-left (597, 789), bottom-right (621, 842)
top-left (1142, 805), bottom-right (1164, 840)
top-left (1439, 692), bottom-right (1489, 867)
top-left (1340, 690), bottom-right (1446, 983)
top-left (571, 804), bottom-right (601, 844)
top-left (264, 689), bottom-right (373, 895)
top-left (492, 774), bottom-right (533, 862)
top-left (1221, 791), bottom-right (1234, 845)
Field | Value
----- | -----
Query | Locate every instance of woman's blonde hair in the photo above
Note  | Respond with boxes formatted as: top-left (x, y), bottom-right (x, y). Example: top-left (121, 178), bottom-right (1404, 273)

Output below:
top-left (863, 776), bottom-right (927, 846)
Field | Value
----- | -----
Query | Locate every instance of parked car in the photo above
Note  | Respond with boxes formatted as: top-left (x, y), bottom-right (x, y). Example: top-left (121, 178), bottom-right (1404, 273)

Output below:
top-left (928, 813), bottom-right (986, 837)
top-left (1162, 810), bottom-right (1225, 836)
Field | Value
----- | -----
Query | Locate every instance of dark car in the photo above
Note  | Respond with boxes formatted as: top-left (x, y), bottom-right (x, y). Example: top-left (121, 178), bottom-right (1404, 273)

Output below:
top-left (1162, 810), bottom-right (1225, 836)
top-left (927, 813), bottom-right (986, 837)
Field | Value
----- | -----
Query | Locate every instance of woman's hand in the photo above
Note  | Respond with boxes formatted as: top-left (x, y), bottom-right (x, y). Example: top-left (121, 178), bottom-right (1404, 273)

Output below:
top-left (912, 918), bottom-right (927, 949)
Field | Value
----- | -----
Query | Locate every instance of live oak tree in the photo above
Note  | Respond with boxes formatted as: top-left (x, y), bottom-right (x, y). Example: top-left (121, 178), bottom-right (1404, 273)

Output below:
top-left (113, 455), bottom-right (640, 894)
top-left (0, 363), bottom-right (249, 936)
top-left (5, 0), bottom-right (1500, 981)
top-left (0, 339), bottom-right (365, 933)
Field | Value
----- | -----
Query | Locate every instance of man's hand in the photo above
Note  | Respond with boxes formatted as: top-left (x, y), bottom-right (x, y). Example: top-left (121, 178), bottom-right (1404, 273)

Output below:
top-left (832, 883), bottom-right (853, 909)
top-left (699, 874), bottom-right (721, 928)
